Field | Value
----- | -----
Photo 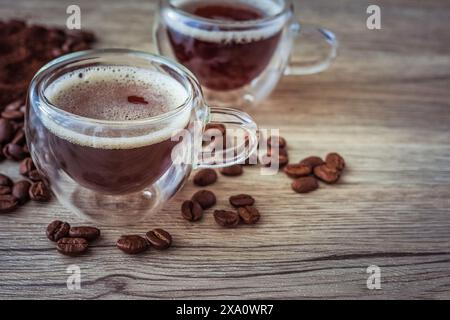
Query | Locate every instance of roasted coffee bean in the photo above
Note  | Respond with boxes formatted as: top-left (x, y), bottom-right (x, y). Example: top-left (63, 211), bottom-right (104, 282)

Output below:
top-left (264, 154), bottom-right (289, 168)
top-left (229, 194), bottom-right (255, 207)
top-left (313, 164), bottom-right (341, 184)
top-left (267, 136), bottom-right (286, 149)
top-left (0, 119), bottom-right (14, 144)
top-left (56, 237), bottom-right (88, 256)
top-left (0, 195), bottom-right (19, 213)
top-left (19, 157), bottom-right (36, 177)
top-left (3, 143), bottom-right (27, 161)
top-left (181, 200), bottom-right (203, 221)
top-left (12, 180), bottom-right (31, 204)
top-left (291, 176), bottom-right (319, 193)
top-left (299, 156), bottom-right (325, 168)
top-left (11, 129), bottom-right (25, 145)
top-left (214, 210), bottom-right (240, 228)
top-left (283, 163), bottom-right (312, 178)
top-left (1, 110), bottom-right (23, 120)
top-left (191, 190), bottom-right (216, 209)
top-left (325, 152), bottom-right (345, 171)
top-left (46, 220), bottom-right (70, 241)
top-left (28, 170), bottom-right (42, 181)
top-left (4, 99), bottom-right (23, 111)
top-left (116, 235), bottom-right (148, 254)
top-left (220, 164), bottom-right (243, 177)
top-left (0, 186), bottom-right (11, 195)
top-left (237, 206), bottom-right (260, 224)
top-left (145, 228), bottom-right (172, 250)
top-left (29, 181), bottom-right (51, 201)
top-left (69, 226), bottom-right (101, 241)
top-left (193, 169), bottom-right (217, 186)
top-left (0, 174), bottom-right (13, 187)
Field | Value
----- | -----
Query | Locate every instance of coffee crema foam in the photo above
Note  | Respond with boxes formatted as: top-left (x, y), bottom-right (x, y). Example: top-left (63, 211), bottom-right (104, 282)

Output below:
top-left (165, 0), bottom-right (287, 43)
top-left (42, 66), bottom-right (191, 149)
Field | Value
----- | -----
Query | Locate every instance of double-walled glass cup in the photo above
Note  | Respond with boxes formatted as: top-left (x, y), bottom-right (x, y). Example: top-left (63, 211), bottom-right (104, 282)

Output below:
top-left (154, 0), bottom-right (338, 107)
top-left (26, 49), bottom-right (258, 226)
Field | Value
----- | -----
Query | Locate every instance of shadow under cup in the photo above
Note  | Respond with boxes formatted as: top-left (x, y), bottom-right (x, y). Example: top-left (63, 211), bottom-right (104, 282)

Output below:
top-left (26, 50), bottom-right (200, 225)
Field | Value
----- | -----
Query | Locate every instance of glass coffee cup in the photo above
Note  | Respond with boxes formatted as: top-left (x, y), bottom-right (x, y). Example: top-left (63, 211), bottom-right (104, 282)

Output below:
top-left (154, 0), bottom-right (338, 107)
top-left (26, 49), bottom-right (258, 226)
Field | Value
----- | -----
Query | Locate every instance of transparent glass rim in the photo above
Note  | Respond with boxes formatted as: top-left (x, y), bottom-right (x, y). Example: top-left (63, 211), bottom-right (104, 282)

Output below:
top-left (32, 48), bottom-right (196, 127)
top-left (162, 0), bottom-right (293, 28)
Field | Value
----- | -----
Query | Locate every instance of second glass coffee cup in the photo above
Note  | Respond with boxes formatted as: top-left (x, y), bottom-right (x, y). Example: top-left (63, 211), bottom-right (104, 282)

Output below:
top-left (154, 0), bottom-right (338, 107)
top-left (26, 49), bottom-right (258, 225)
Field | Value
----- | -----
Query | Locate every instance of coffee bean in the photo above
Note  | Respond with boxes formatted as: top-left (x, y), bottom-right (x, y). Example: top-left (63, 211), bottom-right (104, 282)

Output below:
top-left (0, 186), bottom-right (11, 195)
top-left (19, 157), bottom-right (36, 177)
top-left (229, 194), bottom-right (255, 207)
top-left (0, 174), bottom-right (13, 187)
top-left (3, 143), bottom-right (27, 161)
top-left (283, 163), bottom-right (312, 178)
top-left (4, 99), bottom-right (23, 111)
top-left (181, 200), bottom-right (203, 221)
top-left (325, 152), bottom-right (345, 171)
top-left (29, 181), bottom-right (51, 202)
top-left (237, 206), bottom-right (260, 224)
top-left (116, 235), bottom-right (148, 254)
top-left (264, 154), bottom-right (289, 168)
top-left (0, 195), bottom-right (19, 213)
top-left (291, 176), bottom-right (319, 193)
top-left (1, 110), bottom-right (24, 120)
top-left (46, 220), bottom-right (70, 241)
top-left (191, 190), bottom-right (216, 209)
top-left (193, 169), bottom-right (217, 186)
top-left (267, 136), bottom-right (286, 149)
top-left (12, 180), bottom-right (31, 204)
top-left (145, 228), bottom-right (172, 250)
top-left (28, 170), bottom-right (42, 181)
top-left (56, 237), bottom-right (88, 256)
top-left (11, 129), bottom-right (25, 145)
top-left (69, 226), bottom-right (100, 241)
top-left (220, 164), bottom-right (243, 177)
top-left (313, 164), bottom-right (341, 184)
top-left (267, 146), bottom-right (288, 157)
top-left (214, 210), bottom-right (240, 228)
top-left (299, 156), bottom-right (325, 168)
top-left (0, 119), bottom-right (14, 144)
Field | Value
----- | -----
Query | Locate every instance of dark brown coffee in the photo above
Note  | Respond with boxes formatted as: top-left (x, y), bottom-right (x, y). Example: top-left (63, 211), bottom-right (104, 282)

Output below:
top-left (34, 66), bottom-right (189, 194)
top-left (165, 0), bottom-right (284, 91)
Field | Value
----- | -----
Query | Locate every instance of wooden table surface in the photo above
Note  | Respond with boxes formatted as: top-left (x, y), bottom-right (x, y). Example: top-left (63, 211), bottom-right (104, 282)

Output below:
top-left (1, 0), bottom-right (449, 299)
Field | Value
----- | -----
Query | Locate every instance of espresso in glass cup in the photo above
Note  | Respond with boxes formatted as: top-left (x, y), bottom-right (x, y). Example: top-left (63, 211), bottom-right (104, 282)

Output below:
top-left (26, 49), bottom-right (257, 225)
top-left (155, 0), bottom-right (338, 107)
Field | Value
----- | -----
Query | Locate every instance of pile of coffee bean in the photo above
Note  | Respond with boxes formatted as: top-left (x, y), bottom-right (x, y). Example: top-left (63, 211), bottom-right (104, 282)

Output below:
top-left (0, 20), bottom-right (96, 213)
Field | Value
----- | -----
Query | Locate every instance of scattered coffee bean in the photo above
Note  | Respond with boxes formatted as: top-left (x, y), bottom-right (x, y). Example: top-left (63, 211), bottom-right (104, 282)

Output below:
top-left (326, 152), bottom-right (346, 171)
top-left (29, 181), bottom-right (51, 201)
top-left (19, 158), bottom-right (35, 177)
top-left (299, 156), bottom-right (325, 168)
top-left (0, 174), bottom-right (13, 187)
top-left (214, 210), bottom-right (240, 228)
top-left (193, 169), bottom-right (217, 186)
top-left (220, 164), bottom-right (243, 177)
top-left (116, 235), bottom-right (148, 254)
top-left (0, 195), bottom-right (19, 213)
top-left (4, 100), bottom-right (23, 111)
top-left (313, 164), bottom-right (341, 184)
top-left (267, 136), bottom-right (286, 149)
top-left (69, 226), bottom-right (100, 241)
top-left (237, 206), bottom-right (260, 224)
top-left (191, 190), bottom-right (216, 209)
top-left (283, 163), bottom-right (312, 178)
top-left (12, 180), bottom-right (31, 204)
top-left (264, 154), bottom-right (289, 168)
top-left (0, 186), bottom-right (11, 195)
top-left (0, 119), bottom-right (14, 144)
top-left (145, 228), bottom-right (172, 250)
top-left (1, 110), bottom-right (24, 121)
top-left (181, 200), bottom-right (203, 221)
top-left (56, 237), bottom-right (88, 256)
top-left (3, 143), bottom-right (27, 161)
top-left (291, 176), bottom-right (319, 193)
top-left (229, 194), bottom-right (255, 207)
top-left (46, 220), bottom-right (70, 241)
top-left (27, 170), bottom-right (42, 182)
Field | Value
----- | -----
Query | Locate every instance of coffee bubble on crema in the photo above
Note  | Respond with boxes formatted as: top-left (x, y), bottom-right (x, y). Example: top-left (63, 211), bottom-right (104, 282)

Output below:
top-left (166, 0), bottom-right (286, 44)
top-left (43, 66), bottom-right (190, 149)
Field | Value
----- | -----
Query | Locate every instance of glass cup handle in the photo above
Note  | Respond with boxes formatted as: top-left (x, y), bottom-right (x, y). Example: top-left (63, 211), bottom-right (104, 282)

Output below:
top-left (284, 23), bottom-right (338, 75)
top-left (196, 106), bottom-right (258, 169)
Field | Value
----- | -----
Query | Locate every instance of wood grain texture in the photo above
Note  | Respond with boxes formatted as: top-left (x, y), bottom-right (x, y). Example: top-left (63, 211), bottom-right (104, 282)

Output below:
top-left (0, 0), bottom-right (449, 299)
